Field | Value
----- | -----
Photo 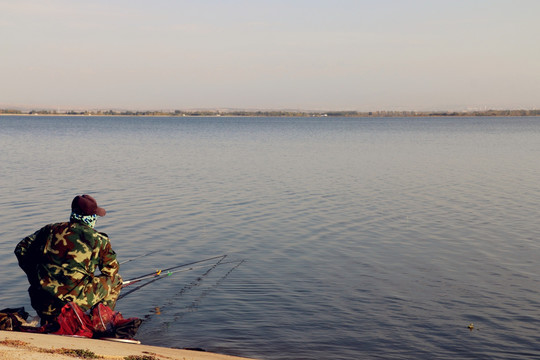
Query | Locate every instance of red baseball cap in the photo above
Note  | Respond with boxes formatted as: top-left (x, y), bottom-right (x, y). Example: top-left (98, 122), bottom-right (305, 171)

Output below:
top-left (71, 195), bottom-right (106, 216)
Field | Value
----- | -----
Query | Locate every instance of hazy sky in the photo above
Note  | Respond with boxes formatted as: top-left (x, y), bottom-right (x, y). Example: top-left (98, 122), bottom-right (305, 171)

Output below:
top-left (1, 0), bottom-right (539, 111)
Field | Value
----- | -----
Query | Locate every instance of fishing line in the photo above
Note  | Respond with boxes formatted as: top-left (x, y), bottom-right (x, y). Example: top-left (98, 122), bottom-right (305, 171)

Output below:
top-left (135, 256), bottom-right (226, 332)
top-left (119, 250), bottom-right (161, 265)
top-left (171, 259), bottom-right (245, 319)
top-left (136, 258), bottom-right (244, 336)
top-left (169, 255), bottom-right (228, 299)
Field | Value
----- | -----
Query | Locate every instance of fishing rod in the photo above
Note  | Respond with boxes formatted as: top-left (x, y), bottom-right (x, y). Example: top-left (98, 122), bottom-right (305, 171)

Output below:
top-left (122, 260), bottom-right (240, 288)
top-left (118, 256), bottom-right (235, 301)
top-left (119, 250), bottom-right (161, 265)
top-left (121, 254), bottom-right (227, 287)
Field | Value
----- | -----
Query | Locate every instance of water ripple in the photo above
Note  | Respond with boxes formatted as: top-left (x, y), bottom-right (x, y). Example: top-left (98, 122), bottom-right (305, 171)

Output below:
top-left (1, 116), bottom-right (540, 359)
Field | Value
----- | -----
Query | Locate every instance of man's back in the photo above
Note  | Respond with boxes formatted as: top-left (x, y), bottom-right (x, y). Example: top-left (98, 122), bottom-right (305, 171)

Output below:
top-left (36, 221), bottom-right (118, 300)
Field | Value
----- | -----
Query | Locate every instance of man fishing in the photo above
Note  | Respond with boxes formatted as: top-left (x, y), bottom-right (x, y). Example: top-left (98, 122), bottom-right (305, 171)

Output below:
top-left (15, 194), bottom-right (122, 326)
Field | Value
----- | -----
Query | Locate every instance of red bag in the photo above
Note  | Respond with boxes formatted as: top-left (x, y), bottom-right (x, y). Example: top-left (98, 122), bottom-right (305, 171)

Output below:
top-left (53, 303), bottom-right (93, 338)
top-left (51, 302), bottom-right (142, 339)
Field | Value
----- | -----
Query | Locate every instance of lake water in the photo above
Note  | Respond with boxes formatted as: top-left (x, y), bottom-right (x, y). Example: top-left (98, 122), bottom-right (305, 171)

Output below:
top-left (1, 115), bottom-right (539, 359)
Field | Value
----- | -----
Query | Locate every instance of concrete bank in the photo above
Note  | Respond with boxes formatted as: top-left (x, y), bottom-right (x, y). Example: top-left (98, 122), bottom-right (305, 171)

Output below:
top-left (0, 330), bottom-right (257, 360)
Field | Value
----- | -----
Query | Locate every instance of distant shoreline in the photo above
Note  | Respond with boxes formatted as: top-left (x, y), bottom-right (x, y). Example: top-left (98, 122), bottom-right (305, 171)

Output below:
top-left (1, 109), bottom-right (539, 117)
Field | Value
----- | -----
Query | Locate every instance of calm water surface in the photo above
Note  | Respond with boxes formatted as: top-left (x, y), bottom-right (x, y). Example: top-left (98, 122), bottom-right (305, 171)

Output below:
top-left (1, 115), bottom-right (539, 359)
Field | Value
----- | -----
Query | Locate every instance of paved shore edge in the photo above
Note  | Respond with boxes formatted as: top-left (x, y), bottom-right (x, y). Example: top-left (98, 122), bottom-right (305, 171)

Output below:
top-left (0, 330), bottom-right (256, 360)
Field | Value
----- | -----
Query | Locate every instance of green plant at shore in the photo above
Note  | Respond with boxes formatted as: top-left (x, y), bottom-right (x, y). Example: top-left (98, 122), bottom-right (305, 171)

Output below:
top-left (55, 348), bottom-right (100, 358)
top-left (124, 355), bottom-right (158, 360)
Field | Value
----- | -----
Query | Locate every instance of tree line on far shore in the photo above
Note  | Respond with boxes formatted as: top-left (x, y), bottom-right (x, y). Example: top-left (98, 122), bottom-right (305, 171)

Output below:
top-left (1, 108), bottom-right (540, 117)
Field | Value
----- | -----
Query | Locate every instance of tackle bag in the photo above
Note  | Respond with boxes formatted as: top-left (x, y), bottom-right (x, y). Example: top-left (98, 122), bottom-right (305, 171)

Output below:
top-left (0, 307), bottom-right (29, 331)
top-left (53, 302), bottom-right (142, 339)
top-left (91, 303), bottom-right (142, 339)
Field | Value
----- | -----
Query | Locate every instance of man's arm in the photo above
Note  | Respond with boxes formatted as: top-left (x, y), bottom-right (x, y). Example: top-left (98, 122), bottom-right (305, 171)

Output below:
top-left (97, 233), bottom-right (120, 278)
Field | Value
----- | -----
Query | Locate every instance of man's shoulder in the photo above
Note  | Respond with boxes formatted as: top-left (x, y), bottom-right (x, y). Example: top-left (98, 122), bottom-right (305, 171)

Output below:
top-left (46, 222), bottom-right (70, 230)
top-left (34, 222), bottom-right (68, 236)
top-left (68, 222), bottom-right (110, 241)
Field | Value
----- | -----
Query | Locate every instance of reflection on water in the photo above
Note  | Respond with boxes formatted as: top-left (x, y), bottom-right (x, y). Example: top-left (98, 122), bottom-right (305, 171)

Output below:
top-left (1, 116), bottom-right (539, 360)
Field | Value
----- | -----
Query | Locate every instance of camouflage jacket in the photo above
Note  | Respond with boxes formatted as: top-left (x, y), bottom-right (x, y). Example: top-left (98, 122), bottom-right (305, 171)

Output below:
top-left (15, 220), bottom-right (120, 303)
